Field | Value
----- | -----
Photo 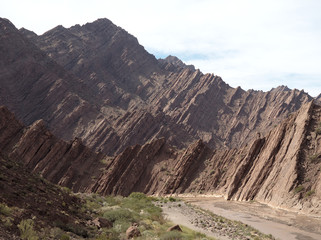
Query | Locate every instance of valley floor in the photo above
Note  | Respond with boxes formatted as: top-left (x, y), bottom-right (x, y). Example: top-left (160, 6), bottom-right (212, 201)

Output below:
top-left (161, 197), bottom-right (321, 240)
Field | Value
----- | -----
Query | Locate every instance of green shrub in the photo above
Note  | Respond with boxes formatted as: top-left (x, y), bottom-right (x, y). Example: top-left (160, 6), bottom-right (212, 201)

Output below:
top-left (168, 197), bottom-right (177, 202)
top-left (122, 193), bottom-right (151, 212)
top-left (294, 185), bottom-right (304, 193)
top-left (160, 231), bottom-right (183, 240)
top-left (103, 208), bottom-right (137, 223)
top-left (305, 190), bottom-right (315, 197)
top-left (0, 203), bottom-right (12, 216)
top-left (59, 234), bottom-right (70, 240)
top-left (53, 220), bottom-right (88, 238)
top-left (18, 219), bottom-right (39, 240)
top-left (104, 195), bottom-right (121, 206)
top-left (128, 192), bottom-right (147, 200)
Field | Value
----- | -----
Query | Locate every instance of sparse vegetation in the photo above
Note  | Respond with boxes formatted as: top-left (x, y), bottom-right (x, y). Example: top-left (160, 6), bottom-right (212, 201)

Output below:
top-left (309, 153), bottom-right (320, 163)
top-left (0, 202), bottom-right (12, 216)
top-left (169, 196), bottom-right (177, 202)
top-left (159, 231), bottom-right (183, 240)
top-left (305, 190), bottom-right (315, 197)
top-left (18, 219), bottom-right (39, 240)
top-left (316, 122), bottom-right (321, 135)
top-left (294, 185), bottom-right (305, 193)
top-left (77, 192), bottom-right (214, 240)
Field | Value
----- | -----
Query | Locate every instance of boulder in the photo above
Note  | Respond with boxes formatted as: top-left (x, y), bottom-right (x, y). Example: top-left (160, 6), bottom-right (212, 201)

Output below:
top-left (167, 224), bottom-right (182, 232)
top-left (126, 225), bottom-right (141, 239)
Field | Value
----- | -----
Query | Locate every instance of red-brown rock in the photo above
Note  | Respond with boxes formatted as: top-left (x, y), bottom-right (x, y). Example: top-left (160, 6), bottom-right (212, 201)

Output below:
top-left (126, 225), bottom-right (141, 239)
top-left (167, 224), bottom-right (182, 232)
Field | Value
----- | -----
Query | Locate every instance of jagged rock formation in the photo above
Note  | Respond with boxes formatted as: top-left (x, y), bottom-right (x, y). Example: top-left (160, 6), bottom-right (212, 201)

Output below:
top-left (0, 17), bottom-right (312, 155)
top-left (0, 17), bottom-right (320, 216)
top-left (0, 106), bottom-right (105, 192)
top-left (91, 102), bottom-right (321, 215)
top-left (158, 55), bottom-right (196, 72)
top-left (0, 101), bottom-right (320, 216)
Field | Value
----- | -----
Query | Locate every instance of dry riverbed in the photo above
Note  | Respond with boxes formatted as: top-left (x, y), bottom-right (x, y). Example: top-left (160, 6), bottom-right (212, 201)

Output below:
top-left (159, 197), bottom-right (321, 240)
top-left (159, 200), bottom-right (274, 240)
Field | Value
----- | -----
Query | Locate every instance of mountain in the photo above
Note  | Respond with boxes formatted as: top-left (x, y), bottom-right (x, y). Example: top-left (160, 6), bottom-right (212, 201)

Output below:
top-left (0, 13), bottom-right (320, 213)
top-left (0, 106), bottom-right (105, 192)
top-left (0, 136), bottom-right (94, 238)
top-left (10, 17), bottom-right (312, 154)
top-left (1, 101), bottom-right (320, 216)
top-left (91, 101), bottom-right (321, 215)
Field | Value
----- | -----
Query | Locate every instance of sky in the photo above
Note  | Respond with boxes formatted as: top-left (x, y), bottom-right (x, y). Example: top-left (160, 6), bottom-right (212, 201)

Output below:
top-left (1, 0), bottom-right (321, 97)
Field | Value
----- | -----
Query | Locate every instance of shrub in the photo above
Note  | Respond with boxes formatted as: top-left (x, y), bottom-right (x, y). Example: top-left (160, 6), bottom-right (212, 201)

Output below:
top-left (59, 234), bottom-right (70, 240)
top-left (104, 195), bottom-right (121, 206)
top-left (53, 220), bottom-right (88, 238)
top-left (160, 231), bottom-right (183, 240)
top-left (0, 203), bottom-right (12, 216)
top-left (128, 192), bottom-right (147, 200)
top-left (168, 197), bottom-right (177, 202)
top-left (103, 208), bottom-right (137, 223)
top-left (305, 190), bottom-right (315, 197)
top-left (18, 219), bottom-right (39, 240)
top-left (294, 185), bottom-right (304, 193)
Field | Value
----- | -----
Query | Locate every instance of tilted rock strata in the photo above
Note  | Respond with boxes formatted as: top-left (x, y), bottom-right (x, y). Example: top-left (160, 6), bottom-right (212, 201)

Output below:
top-left (0, 101), bottom-right (320, 215)
top-left (0, 106), bottom-right (105, 192)
top-left (0, 17), bottom-right (191, 155)
top-left (91, 102), bottom-right (321, 215)
top-left (14, 17), bottom-right (313, 154)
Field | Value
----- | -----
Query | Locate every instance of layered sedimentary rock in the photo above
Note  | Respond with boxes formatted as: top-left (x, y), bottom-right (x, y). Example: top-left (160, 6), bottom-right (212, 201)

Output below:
top-left (91, 102), bottom-right (321, 215)
top-left (1, 17), bottom-right (320, 215)
top-left (0, 17), bottom-right (191, 155)
top-left (4, 17), bottom-right (310, 154)
top-left (1, 101), bottom-right (320, 215)
top-left (0, 106), bottom-right (105, 192)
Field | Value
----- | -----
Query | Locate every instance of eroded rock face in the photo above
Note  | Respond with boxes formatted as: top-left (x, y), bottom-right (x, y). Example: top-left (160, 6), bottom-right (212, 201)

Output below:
top-left (90, 102), bottom-right (321, 215)
top-left (0, 101), bottom-right (320, 215)
top-left (1, 17), bottom-right (320, 215)
top-left (0, 106), bottom-right (105, 192)
top-left (2, 17), bottom-right (310, 155)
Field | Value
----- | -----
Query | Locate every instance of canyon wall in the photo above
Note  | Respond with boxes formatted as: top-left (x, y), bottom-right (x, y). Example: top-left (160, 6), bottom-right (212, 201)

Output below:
top-left (1, 102), bottom-right (320, 215)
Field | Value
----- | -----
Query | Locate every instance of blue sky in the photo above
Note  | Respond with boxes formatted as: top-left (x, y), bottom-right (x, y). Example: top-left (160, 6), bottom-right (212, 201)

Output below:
top-left (1, 0), bottom-right (321, 96)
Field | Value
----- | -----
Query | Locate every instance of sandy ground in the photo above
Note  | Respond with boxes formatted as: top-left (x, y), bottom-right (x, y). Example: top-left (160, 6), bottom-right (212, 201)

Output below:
top-left (161, 202), bottom-right (227, 239)
top-left (161, 197), bottom-right (321, 240)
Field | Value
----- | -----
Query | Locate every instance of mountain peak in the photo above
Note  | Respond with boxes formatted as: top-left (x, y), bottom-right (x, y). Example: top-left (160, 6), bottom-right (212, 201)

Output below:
top-left (159, 55), bottom-right (195, 72)
top-left (0, 17), bottom-right (18, 33)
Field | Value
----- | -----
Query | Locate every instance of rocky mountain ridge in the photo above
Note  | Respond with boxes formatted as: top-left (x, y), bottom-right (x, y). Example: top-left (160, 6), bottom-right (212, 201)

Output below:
top-left (1, 102), bottom-right (320, 215)
top-left (0, 17), bottom-right (312, 155)
top-left (0, 17), bottom-right (320, 216)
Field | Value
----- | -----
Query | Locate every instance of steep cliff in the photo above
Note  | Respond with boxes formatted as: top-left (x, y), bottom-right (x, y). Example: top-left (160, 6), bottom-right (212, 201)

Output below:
top-left (0, 106), bottom-right (105, 192)
top-left (91, 102), bottom-right (321, 215)
top-left (14, 17), bottom-right (313, 154)
top-left (1, 100), bottom-right (320, 215)
top-left (0, 17), bottom-right (191, 155)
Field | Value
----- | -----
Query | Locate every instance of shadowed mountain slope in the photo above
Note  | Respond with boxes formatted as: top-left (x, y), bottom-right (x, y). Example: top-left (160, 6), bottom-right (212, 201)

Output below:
top-left (10, 17), bottom-right (313, 153)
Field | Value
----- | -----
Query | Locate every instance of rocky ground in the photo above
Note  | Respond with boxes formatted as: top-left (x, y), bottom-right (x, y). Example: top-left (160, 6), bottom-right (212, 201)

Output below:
top-left (160, 197), bottom-right (321, 240)
top-left (159, 199), bottom-right (274, 240)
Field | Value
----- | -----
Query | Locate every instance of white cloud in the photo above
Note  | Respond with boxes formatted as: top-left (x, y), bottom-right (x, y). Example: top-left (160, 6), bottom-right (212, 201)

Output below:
top-left (1, 0), bottom-right (321, 96)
